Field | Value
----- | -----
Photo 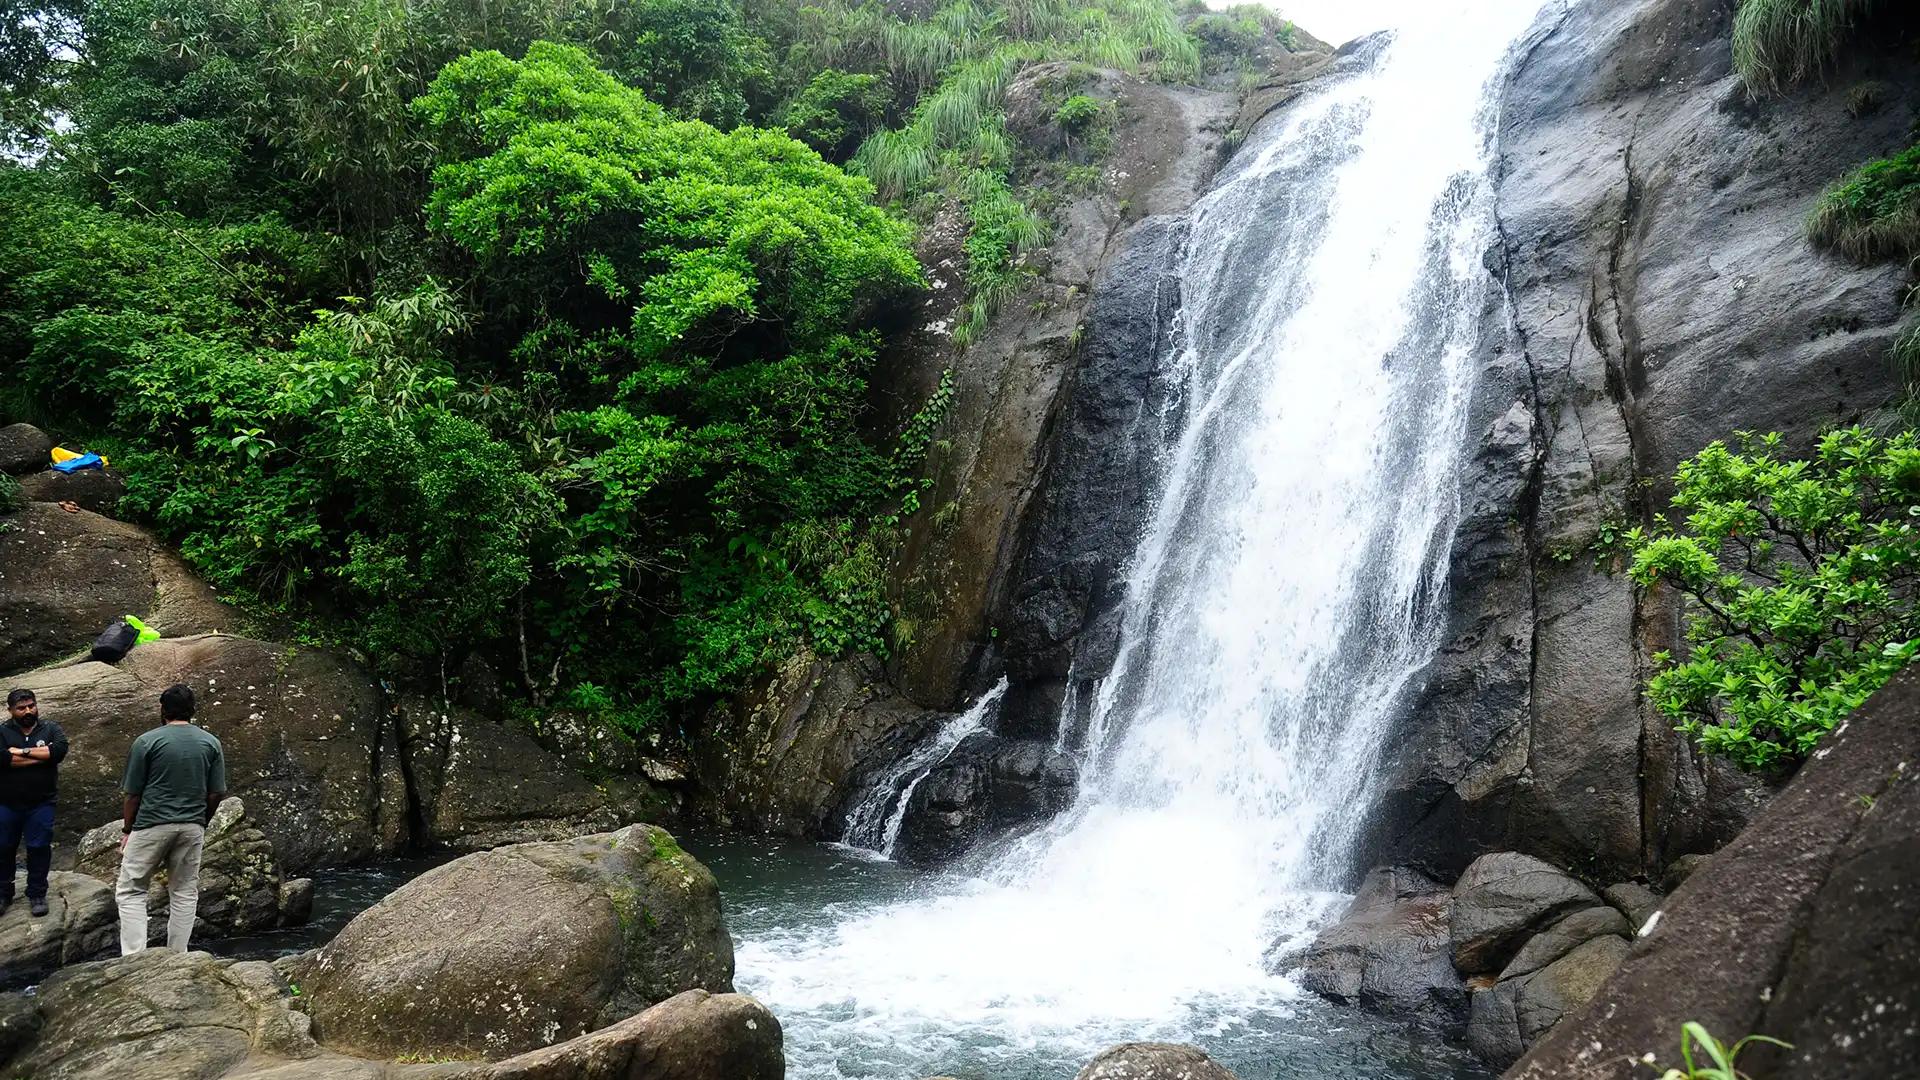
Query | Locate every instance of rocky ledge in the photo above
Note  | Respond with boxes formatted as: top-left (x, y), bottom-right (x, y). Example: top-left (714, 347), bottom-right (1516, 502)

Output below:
top-left (0, 823), bottom-right (769, 1080)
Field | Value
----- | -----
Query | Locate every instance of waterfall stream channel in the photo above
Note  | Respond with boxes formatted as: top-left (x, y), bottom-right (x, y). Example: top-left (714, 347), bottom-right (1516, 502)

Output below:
top-left (712, 2), bottom-right (1555, 1075)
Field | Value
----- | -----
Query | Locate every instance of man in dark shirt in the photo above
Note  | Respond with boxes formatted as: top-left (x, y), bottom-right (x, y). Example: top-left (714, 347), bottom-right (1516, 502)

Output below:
top-left (117, 683), bottom-right (226, 953)
top-left (2, 688), bottom-right (70, 918)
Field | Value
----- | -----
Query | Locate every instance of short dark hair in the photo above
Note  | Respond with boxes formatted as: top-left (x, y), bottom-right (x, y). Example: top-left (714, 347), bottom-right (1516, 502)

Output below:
top-left (160, 683), bottom-right (195, 721)
top-left (5, 689), bottom-right (33, 708)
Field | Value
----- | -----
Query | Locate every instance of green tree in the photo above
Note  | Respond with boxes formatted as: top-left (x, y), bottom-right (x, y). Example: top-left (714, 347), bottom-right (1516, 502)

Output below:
top-left (415, 41), bottom-right (920, 705)
top-left (778, 67), bottom-right (889, 162)
top-left (1626, 427), bottom-right (1920, 770)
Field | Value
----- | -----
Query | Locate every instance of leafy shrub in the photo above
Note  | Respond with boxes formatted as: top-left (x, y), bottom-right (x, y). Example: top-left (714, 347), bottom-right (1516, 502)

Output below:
top-left (779, 69), bottom-right (892, 162)
top-left (1188, 6), bottom-right (1294, 70)
top-left (1053, 94), bottom-right (1102, 130)
top-left (1807, 143), bottom-right (1920, 261)
top-left (1625, 427), bottom-right (1920, 770)
top-left (0, 472), bottom-right (22, 514)
top-left (1732, 0), bottom-right (1882, 96)
top-left (607, 0), bottom-right (773, 128)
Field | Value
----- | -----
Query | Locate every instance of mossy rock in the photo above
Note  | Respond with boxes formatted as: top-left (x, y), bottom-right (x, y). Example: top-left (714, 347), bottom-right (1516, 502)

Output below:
top-left (291, 824), bottom-right (733, 1061)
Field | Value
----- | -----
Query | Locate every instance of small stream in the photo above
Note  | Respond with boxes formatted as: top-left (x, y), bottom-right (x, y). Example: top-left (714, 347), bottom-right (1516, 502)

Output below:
top-left (210, 851), bottom-right (458, 960)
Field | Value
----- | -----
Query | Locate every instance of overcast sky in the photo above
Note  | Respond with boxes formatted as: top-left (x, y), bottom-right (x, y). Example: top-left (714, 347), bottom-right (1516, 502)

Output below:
top-left (1252, 0), bottom-right (1404, 48)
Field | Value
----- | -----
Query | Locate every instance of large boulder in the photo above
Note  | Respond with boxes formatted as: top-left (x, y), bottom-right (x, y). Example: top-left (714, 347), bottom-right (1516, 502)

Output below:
top-left (1449, 852), bottom-right (1601, 975)
top-left (892, 731), bottom-right (1077, 865)
top-left (0, 423), bottom-right (51, 475)
top-left (17, 634), bottom-right (410, 872)
top-left (1468, 934), bottom-right (1631, 1067)
top-left (73, 797), bottom-right (312, 942)
top-left (398, 698), bottom-right (672, 852)
top-left (0, 503), bottom-right (235, 677)
top-left (0, 950), bottom-right (781, 1080)
top-left (19, 467), bottom-right (128, 514)
top-left (1511, 667), bottom-right (1920, 1080)
top-left (0, 871), bottom-right (114, 989)
top-left (291, 824), bottom-right (733, 1061)
top-left (1074, 1043), bottom-right (1239, 1080)
top-left (1295, 866), bottom-right (1464, 1026)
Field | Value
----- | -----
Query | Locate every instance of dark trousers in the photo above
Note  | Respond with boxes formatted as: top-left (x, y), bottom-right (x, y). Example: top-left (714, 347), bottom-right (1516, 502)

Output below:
top-left (0, 800), bottom-right (56, 901)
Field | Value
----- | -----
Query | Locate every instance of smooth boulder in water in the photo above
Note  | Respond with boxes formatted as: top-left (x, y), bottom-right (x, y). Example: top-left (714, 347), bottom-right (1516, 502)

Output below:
top-left (291, 823), bottom-right (733, 1060)
top-left (1074, 1043), bottom-right (1240, 1079)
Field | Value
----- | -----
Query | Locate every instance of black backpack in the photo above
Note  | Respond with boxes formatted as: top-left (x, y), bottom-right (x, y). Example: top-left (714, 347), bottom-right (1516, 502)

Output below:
top-left (91, 620), bottom-right (138, 663)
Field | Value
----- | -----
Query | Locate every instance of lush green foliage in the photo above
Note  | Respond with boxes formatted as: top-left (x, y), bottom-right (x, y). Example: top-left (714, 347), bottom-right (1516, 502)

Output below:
top-left (1732, 0), bottom-right (1882, 95)
top-left (1, 0), bottom-right (1288, 733)
top-left (0, 11), bottom-right (926, 727)
top-left (778, 68), bottom-right (889, 161)
top-left (1650, 1022), bottom-right (1791, 1080)
top-left (1625, 428), bottom-right (1920, 770)
top-left (1807, 143), bottom-right (1920, 262)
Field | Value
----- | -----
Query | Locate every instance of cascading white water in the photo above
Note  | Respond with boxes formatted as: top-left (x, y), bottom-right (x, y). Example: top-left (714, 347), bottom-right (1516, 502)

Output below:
top-left (840, 679), bottom-right (1008, 857)
top-left (735, 3), bottom-right (1551, 1075)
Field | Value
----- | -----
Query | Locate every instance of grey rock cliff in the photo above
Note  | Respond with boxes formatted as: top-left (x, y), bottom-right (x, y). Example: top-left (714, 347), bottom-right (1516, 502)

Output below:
top-left (1510, 665), bottom-right (1920, 1080)
top-left (1366, 0), bottom-right (1911, 882)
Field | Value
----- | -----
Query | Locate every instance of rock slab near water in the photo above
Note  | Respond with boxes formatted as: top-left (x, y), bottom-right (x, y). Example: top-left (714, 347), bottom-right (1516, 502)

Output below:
top-left (1074, 1042), bottom-right (1240, 1079)
top-left (1511, 667), bottom-right (1920, 1080)
top-left (0, 871), bottom-right (115, 988)
top-left (1295, 866), bottom-right (1464, 1027)
top-left (291, 823), bottom-right (734, 1061)
top-left (0, 949), bottom-right (781, 1080)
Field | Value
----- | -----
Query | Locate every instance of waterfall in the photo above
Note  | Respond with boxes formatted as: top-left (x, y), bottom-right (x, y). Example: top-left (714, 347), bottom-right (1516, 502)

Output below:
top-left (735, 3), bottom-right (1552, 1074)
top-left (840, 679), bottom-right (1008, 857)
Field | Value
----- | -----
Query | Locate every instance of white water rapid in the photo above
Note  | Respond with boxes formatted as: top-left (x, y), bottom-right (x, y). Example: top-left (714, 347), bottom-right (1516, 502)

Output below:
top-left (734, 3), bottom-right (1551, 1075)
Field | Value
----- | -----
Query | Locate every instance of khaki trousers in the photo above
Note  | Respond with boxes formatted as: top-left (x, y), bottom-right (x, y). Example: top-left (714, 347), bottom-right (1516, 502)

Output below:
top-left (116, 822), bottom-right (205, 954)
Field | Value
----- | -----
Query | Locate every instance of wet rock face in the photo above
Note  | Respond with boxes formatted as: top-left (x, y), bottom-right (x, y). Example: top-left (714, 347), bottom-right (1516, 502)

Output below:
top-left (291, 824), bottom-right (733, 1061)
top-left (1295, 867), bottom-right (1465, 1027)
top-left (991, 213), bottom-right (1189, 741)
top-left (1369, 0), bottom-right (1912, 882)
top-left (890, 732), bottom-right (1077, 866)
top-left (1512, 667), bottom-right (1920, 1080)
top-left (691, 650), bottom-right (945, 837)
top-left (1449, 852), bottom-right (1603, 976)
top-left (882, 66), bottom-right (1238, 715)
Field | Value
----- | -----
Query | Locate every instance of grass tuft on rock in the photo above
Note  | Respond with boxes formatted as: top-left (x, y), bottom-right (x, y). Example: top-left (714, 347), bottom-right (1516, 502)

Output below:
top-left (1806, 143), bottom-right (1920, 261)
top-left (1732, 0), bottom-right (1880, 96)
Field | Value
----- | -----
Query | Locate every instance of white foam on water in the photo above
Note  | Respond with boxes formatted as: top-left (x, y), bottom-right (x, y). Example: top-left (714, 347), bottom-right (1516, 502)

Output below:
top-left (738, 3), bottom-right (1554, 1074)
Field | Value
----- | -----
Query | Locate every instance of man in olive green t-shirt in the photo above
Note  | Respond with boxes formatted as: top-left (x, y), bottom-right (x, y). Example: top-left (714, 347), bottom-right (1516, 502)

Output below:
top-left (116, 683), bottom-right (227, 954)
